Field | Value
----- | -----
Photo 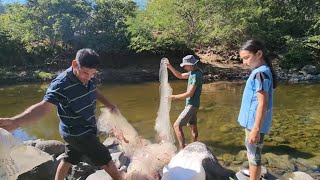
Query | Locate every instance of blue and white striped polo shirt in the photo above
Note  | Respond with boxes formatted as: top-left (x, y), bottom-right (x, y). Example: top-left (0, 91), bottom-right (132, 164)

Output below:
top-left (43, 67), bottom-right (97, 137)
top-left (238, 65), bottom-right (274, 134)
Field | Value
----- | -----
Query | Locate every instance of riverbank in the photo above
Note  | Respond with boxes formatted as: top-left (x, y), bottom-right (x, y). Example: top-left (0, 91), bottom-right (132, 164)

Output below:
top-left (1, 53), bottom-right (320, 85)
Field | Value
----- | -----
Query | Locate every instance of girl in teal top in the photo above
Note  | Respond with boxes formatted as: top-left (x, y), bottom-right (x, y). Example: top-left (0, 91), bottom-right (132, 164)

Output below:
top-left (238, 39), bottom-right (277, 180)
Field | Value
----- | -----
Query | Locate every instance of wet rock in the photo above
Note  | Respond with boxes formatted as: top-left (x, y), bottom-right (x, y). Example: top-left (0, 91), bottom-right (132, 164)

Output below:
top-left (272, 137), bottom-right (288, 144)
top-left (219, 124), bottom-right (233, 133)
top-left (264, 153), bottom-right (295, 171)
top-left (295, 158), bottom-right (320, 172)
top-left (279, 171), bottom-right (314, 180)
top-left (235, 150), bottom-right (247, 162)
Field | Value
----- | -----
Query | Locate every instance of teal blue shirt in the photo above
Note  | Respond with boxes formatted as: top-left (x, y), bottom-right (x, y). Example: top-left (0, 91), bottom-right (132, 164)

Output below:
top-left (186, 69), bottom-right (203, 107)
top-left (238, 65), bottom-right (274, 134)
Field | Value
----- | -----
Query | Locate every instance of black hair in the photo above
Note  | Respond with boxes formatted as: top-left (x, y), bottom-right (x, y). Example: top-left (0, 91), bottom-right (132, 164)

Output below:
top-left (240, 39), bottom-right (277, 89)
top-left (75, 48), bottom-right (100, 69)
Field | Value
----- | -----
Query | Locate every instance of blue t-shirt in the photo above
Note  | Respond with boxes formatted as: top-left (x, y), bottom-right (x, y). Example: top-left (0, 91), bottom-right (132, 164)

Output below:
top-left (186, 69), bottom-right (203, 108)
top-left (238, 65), bottom-right (274, 134)
top-left (43, 67), bottom-right (97, 137)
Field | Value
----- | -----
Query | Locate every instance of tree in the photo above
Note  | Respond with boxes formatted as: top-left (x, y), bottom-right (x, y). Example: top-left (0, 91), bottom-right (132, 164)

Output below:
top-left (83, 0), bottom-right (137, 53)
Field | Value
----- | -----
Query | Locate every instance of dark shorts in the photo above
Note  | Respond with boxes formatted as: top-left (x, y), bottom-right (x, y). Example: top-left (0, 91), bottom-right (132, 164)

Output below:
top-left (62, 132), bottom-right (112, 166)
top-left (175, 105), bottom-right (198, 126)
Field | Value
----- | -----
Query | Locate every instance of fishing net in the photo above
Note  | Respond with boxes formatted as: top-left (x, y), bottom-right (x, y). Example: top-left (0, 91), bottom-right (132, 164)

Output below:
top-left (97, 58), bottom-right (177, 179)
top-left (154, 58), bottom-right (174, 143)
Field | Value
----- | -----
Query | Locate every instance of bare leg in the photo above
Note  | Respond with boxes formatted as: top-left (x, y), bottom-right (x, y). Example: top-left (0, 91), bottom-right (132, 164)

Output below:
top-left (55, 160), bottom-right (72, 180)
top-left (102, 160), bottom-right (124, 180)
top-left (173, 122), bottom-right (185, 149)
top-left (249, 165), bottom-right (261, 180)
top-left (189, 124), bottom-right (198, 142)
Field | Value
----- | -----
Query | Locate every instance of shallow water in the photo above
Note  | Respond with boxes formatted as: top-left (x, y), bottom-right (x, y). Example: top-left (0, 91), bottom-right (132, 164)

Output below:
top-left (0, 81), bottom-right (319, 160)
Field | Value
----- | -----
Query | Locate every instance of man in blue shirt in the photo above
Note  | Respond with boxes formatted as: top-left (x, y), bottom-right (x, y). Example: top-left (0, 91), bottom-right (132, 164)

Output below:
top-left (0, 49), bottom-right (123, 180)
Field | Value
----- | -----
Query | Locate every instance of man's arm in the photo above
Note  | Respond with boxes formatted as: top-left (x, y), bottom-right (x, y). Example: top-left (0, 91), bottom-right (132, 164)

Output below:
top-left (169, 85), bottom-right (197, 100)
top-left (96, 89), bottom-right (116, 111)
top-left (0, 100), bottom-right (55, 131)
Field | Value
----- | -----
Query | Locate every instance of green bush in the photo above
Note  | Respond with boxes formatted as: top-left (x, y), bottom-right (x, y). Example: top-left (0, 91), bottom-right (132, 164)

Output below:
top-left (280, 37), bottom-right (313, 69)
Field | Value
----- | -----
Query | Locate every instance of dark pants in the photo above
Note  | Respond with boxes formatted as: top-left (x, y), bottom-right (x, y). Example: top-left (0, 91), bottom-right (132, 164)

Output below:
top-left (62, 132), bottom-right (112, 166)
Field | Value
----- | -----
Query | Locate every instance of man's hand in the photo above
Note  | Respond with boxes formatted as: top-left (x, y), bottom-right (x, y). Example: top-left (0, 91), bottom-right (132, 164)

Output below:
top-left (0, 118), bottom-right (19, 132)
top-left (249, 129), bottom-right (260, 144)
top-left (107, 104), bottom-right (118, 113)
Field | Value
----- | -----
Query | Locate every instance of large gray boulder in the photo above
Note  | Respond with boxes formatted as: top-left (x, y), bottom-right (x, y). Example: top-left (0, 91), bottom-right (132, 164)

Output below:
top-left (17, 160), bottom-right (59, 180)
top-left (35, 140), bottom-right (65, 158)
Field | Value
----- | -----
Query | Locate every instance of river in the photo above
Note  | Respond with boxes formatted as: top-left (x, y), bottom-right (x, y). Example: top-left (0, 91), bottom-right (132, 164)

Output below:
top-left (0, 81), bottom-right (319, 160)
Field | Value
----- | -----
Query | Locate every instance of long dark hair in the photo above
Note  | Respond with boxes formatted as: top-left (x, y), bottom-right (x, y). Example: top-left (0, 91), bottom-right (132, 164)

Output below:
top-left (240, 39), bottom-right (277, 89)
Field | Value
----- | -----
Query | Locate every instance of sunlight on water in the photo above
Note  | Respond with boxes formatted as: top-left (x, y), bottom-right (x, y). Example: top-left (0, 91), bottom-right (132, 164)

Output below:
top-left (0, 81), bottom-right (319, 159)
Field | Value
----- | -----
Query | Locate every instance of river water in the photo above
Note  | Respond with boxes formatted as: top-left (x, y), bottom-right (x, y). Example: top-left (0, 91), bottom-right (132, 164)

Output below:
top-left (0, 81), bottom-right (319, 160)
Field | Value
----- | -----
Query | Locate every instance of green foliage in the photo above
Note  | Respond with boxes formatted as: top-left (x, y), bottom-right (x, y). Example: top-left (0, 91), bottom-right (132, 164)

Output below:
top-left (0, 29), bottom-right (26, 67)
top-left (280, 37), bottom-right (313, 69)
top-left (0, 0), bottom-right (319, 70)
top-left (33, 70), bottom-right (55, 80)
top-left (83, 0), bottom-right (136, 53)
top-left (0, 0), bottom-right (137, 68)
top-left (127, 0), bottom-right (320, 68)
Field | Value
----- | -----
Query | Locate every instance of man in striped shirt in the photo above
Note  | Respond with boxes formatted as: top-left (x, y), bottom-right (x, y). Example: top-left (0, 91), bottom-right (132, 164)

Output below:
top-left (0, 49), bottom-right (123, 180)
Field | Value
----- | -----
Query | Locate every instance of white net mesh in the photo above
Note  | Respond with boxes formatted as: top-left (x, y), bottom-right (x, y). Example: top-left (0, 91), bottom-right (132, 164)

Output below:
top-left (154, 58), bottom-right (174, 143)
top-left (96, 58), bottom-right (177, 179)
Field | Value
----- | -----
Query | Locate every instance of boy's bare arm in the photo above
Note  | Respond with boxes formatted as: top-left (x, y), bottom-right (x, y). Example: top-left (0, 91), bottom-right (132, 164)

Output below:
top-left (169, 85), bottom-right (197, 100)
top-left (164, 59), bottom-right (189, 79)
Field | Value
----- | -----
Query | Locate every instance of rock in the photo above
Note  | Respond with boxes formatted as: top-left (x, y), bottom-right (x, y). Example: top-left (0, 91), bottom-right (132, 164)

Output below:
top-left (279, 171), bottom-right (314, 180)
top-left (35, 140), bottom-right (65, 158)
top-left (271, 137), bottom-right (288, 144)
top-left (219, 124), bottom-right (233, 133)
top-left (203, 147), bottom-right (235, 179)
top-left (86, 170), bottom-right (112, 180)
top-left (295, 158), bottom-right (319, 172)
top-left (301, 65), bottom-right (318, 75)
top-left (18, 160), bottom-right (59, 180)
top-left (111, 151), bottom-right (131, 169)
top-left (288, 78), bottom-right (299, 83)
top-left (235, 150), bottom-right (247, 161)
top-left (264, 153), bottom-right (295, 171)
top-left (66, 162), bottom-right (96, 180)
